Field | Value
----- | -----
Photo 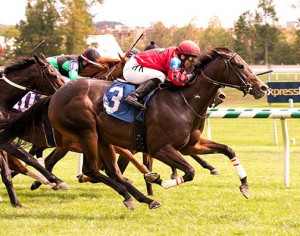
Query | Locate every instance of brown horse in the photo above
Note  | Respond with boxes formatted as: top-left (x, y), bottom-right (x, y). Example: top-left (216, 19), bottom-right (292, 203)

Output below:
top-left (0, 53), bottom-right (66, 206)
top-left (30, 54), bottom-right (222, 193)
top-left (0, 47), bottom-right (268, 209)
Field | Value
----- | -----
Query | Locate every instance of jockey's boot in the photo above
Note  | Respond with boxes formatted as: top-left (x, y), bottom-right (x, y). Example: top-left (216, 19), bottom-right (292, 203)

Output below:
top-left (125, 78), bottom-right (161, 110)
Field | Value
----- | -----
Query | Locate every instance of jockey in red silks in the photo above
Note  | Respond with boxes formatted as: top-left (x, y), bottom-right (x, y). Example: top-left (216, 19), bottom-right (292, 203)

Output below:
top-left (123, 40), bottom-right (201, 110)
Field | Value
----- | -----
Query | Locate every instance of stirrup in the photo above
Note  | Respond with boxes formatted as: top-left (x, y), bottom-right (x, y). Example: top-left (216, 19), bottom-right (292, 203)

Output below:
top-left (125, 96), bottom-right (146, 110)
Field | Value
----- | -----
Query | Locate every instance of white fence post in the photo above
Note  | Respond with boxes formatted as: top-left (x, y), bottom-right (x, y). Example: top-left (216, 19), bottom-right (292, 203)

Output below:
top-left (281, 118), bottom-right (290, 187)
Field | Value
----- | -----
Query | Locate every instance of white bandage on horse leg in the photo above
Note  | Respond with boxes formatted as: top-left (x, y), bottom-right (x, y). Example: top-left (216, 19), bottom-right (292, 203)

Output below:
top-left (161, 177), bottom-right (184, 189)
top-left (231, 157), bottom-right (247, 179)
top-left (26, 169), bottom-right (49, 185)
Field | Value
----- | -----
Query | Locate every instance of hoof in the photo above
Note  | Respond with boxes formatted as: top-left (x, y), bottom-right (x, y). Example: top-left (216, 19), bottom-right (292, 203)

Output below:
top-left (30, 181), bottom-right (42, 190)
top-left (170, 173), bottom-right (179, 179)
top-left (239, 184), bottom-right (249, 199)
top-left (52, 182), bottom-right (70, 190)
top-left (123, 199), bottom-right (135, 210)
top-left (12, 203), bottom-right (22, 208)
top-left (144, 172), bottom-right (160, 183)
top-left (210, 168), bottom-right (221, 175)
top-left (149, 200), bottom-right (162, 209)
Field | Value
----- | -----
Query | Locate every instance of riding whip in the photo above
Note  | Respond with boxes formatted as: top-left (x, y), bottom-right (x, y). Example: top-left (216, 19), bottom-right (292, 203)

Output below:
top-left (106, 32), bottom-right (145, 78)
top-left (256, 70), bottom-right (273, 76)
top-left (29, 40), bottom-right (46, 55)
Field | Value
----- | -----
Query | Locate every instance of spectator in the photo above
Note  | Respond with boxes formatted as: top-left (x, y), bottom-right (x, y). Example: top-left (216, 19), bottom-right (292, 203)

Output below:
top-left (144, 40), bottom-right (159, 51)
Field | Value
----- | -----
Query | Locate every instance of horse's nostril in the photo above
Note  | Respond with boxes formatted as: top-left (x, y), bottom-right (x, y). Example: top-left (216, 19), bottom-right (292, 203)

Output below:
top-left (218, 94), bottom-right (226, 100)
top-left (260, 85), bottom-right (269, 92)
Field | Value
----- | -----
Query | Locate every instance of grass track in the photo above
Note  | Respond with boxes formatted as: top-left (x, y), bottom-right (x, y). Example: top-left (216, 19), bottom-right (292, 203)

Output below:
top-left (1, 74), bottom-right (300, 235)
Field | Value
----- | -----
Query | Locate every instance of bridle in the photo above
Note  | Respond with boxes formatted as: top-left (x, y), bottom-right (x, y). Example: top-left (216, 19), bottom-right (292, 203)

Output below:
top-left (199, 52), bottom-right (253, 95)
top-left (180, 51), bottom-right (256, 119)
top-left (0, 57), bottom-right (60, 96)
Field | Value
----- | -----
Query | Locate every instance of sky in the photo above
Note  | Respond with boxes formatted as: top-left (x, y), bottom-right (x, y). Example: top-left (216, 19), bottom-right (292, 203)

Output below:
top-left (0, 0), bottom-right (299, 28)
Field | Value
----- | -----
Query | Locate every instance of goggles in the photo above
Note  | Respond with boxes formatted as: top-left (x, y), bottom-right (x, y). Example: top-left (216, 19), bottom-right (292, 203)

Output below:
top-left (187, 56), bottom-right (198, 63)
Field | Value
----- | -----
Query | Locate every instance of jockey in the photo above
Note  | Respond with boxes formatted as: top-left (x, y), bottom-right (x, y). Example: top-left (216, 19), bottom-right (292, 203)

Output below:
top-left (123, 40), bottom-right (201, 110)
top-left (46, 48), bottom-right (101, 80)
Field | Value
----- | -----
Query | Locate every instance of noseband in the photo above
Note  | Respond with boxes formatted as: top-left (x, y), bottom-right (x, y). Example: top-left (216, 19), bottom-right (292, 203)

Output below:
top-left (200, 53), bottom-right (253, 95)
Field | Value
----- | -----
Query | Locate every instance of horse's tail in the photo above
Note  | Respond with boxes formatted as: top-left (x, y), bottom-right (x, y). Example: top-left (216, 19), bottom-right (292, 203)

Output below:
top-left (0, 96), bottom-right (51, 145)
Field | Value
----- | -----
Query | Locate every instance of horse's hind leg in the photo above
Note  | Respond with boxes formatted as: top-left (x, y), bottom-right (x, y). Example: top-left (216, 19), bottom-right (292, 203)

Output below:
top-left (99, 143), bottom-right (162, 209)
top-left (0, 151), bottom-right (21, 207)
top-left (79, 135), bottom-right (136, 209)
top-left (181, 137), bottom-right (249, 199)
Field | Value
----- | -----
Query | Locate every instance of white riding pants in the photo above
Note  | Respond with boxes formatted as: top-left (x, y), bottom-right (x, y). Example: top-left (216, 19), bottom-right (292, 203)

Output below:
top-left (123, 57), bottom-right (166, 84)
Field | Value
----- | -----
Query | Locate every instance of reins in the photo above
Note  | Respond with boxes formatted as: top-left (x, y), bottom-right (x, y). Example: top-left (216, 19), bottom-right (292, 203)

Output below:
top-left (0, 57), bottom-right (59, 96)
top-left (179, 51), bottom-right (256, 118)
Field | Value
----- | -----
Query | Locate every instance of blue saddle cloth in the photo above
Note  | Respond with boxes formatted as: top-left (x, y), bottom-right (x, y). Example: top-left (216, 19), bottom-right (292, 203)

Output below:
top-left (103, 81), bottom-right (149, 123)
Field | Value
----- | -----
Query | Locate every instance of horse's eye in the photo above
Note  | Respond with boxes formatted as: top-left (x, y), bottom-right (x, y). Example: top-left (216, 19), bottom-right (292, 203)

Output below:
top-left (237, 63), bottom-right (244, 69)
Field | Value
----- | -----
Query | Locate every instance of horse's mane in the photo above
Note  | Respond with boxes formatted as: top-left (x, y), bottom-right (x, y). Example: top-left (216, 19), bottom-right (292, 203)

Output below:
top-left (4, 57), bottom-right (36, 75)
top-left (198, 47), bottom-right (233, 68)
top-left (80, 56), bottom-right (120, 78)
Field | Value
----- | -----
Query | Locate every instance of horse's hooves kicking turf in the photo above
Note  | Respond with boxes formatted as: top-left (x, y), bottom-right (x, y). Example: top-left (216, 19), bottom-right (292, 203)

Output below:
top-left (210, 168), bottom-right (221, 175)
top-left (149, 200), bottom-right (162, 209)
top-left (123, 199), bottom-right (135, 210)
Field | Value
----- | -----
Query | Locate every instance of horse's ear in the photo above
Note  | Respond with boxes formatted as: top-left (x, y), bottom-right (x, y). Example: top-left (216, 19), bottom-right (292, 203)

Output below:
top-left (39, 52), bottom-right (47, 61)
top-left (118, 52), bottom-right (126, 61)
top-left (212, 49), bottom-right (228, 58)
top-left (33, 54), bottom-right (40, 62)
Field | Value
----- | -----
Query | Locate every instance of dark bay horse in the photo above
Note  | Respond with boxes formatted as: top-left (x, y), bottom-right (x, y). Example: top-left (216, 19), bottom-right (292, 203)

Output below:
top-left (30, 55), bottom-right (222, 193)
top-left (0, 53), bottom-right (66, 206)
top-left (0, 47), bottom-right (268, 209)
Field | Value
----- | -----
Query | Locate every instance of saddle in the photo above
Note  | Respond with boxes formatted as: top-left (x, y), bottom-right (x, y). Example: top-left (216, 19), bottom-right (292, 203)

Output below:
top-left (103, 80), bottom-right (153, 152)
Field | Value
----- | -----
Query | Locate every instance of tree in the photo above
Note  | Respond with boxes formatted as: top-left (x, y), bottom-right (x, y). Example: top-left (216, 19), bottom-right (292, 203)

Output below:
top-left (14, 0), bottom-right (63, 56)
top-left (60, 0), bottom-right (102, 54)
top-left (234, 11), bottom-right (255, 63)
top-left (254, 0), bottom-right (279, 64)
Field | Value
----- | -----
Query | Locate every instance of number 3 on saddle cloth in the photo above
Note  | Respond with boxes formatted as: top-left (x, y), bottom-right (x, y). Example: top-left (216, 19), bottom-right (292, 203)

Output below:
top-left (103, 81), bottom-right (153, 123)
top-left (103, 81), bottom-right (154, 151)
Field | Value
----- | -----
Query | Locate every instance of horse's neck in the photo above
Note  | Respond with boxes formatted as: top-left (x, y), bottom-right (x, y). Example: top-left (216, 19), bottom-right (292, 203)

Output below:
top-left (0, 75), bottom-right (30, 110)
top-left (183, 78), bottom-right (219, 118)
top-left (180, 60), bottom-right (226, 122)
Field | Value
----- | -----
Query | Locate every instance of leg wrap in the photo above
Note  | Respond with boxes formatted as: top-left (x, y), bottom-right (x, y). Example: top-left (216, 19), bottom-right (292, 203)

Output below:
top-left (231, 157), bottom-right (247, 179)
top-left (161, 177), bottom-right (184, 189)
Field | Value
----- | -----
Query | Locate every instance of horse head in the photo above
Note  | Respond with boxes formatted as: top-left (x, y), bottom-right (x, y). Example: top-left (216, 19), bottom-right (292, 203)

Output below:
top-left (3, 54), bottom-right (66, 96)
top-left (196, 47), bottom-right (269, 99)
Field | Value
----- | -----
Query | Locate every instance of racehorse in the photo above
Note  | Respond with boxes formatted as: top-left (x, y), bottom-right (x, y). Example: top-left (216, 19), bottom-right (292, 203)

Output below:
top-left (0, 47), bottom-right (268, 209)
top-left (0, 53), bottom-right (66, 206)
top-left (29, 54), bottom-right (222, 194)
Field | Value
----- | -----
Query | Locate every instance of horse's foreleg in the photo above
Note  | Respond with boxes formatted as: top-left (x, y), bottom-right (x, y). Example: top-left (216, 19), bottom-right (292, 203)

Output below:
top-left (148, 145), bottom-right (195, 189)
top-left (142, 153), bottom-right (154, 195)
top-left (31, 148), bottom-right (70, 190)
top-left (0, 142), bottom-right (64, 188)
top-left (0, 151), bottom-right (22, 207)
top-left (181, 137), bottom-right (249, 199)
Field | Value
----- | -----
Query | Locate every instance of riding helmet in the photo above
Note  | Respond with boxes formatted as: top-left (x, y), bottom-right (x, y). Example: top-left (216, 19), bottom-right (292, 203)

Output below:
top-left (177, 40), bottom-right (200, 57)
